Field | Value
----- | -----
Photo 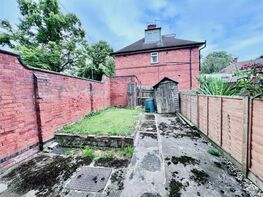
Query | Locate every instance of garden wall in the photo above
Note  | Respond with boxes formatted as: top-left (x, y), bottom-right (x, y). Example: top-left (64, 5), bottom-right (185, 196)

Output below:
top-left (110, 76), bottom-right (139, 106)
top-left (0, 50), bottom-right (137, 167)
top-left (180, 92), bottom-right (263, 190)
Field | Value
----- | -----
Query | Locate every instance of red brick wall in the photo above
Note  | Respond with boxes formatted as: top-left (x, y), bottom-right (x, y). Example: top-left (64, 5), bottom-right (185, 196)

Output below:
top-left (114, 47), bottom-right (200, 90)
top-left (34, 72), bottom-right (111, 142)
top-left (0, 53), bottom-right (39, 166)
top-left (110, 76), bottom-right (139, 106)
top-left (0, 51), bottom-right (134, 167)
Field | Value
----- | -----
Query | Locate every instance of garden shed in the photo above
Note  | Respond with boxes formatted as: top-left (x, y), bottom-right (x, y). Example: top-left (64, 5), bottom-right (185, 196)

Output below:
top-left (153, 77), bottom-right (179, 113)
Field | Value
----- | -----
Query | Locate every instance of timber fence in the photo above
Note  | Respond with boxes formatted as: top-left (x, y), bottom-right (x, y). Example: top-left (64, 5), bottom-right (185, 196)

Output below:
top-left (180, 92), bottom-right (263, 190)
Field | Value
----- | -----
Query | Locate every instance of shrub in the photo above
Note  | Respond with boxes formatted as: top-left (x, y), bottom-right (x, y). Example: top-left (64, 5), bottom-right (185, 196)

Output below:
top-left (120, 146), bottom-right (134, 158)
top-left (196, 76), bottom-right (237, 96)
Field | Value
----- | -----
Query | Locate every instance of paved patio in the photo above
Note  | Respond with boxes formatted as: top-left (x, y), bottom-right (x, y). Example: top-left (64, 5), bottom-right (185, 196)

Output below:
top-left (0, 113), bottom-right (262, 197)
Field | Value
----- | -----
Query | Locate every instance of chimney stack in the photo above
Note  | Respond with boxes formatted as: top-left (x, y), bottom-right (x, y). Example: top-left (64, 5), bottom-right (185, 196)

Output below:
top-left (147, 24), bottom-right (157, 30)
top-left (145, 24), bottom-right (161, 44)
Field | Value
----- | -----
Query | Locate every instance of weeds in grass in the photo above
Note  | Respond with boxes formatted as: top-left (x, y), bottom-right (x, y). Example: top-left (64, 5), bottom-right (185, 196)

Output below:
top-left (208, 147), bottom-right (220, 157)
top-left (83, 147), bottom-right (96, 159)
top-left (101, 152), bottom-right (115, 159)
top-left (65, 149), bottom-right (74, 156)
top-left (62, 107), bottom-right (141, 136)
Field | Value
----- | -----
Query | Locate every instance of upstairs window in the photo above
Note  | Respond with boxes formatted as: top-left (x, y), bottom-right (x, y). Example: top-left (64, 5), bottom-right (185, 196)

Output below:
top-left (151, 52), bottom-right (158, 64)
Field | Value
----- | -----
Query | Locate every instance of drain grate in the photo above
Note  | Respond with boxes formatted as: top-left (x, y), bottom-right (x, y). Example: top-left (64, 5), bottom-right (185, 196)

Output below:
top-left (66, 166), bottom-right (112, 192)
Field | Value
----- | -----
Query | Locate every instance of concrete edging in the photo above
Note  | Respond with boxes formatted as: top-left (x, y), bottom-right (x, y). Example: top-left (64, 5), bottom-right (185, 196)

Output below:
top-left (55, 133), bottom-right (134, 148)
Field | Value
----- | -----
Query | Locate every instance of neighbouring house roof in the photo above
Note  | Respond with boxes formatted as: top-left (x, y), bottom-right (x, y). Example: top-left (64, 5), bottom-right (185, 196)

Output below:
top-left (153, 77), bottom-right (178, 89)
top-left (112, 35), bottom-right (205, 56)
top-left (220, 58), bottom-right (263, 74)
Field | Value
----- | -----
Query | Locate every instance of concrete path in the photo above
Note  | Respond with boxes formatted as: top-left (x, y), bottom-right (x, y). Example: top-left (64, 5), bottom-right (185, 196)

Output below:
top-left (121, 114), bottom-right (166, 197)
top-left (156, 114), bottom-right (249, 197)
top-left (122, 113), bottom-right (259, 197)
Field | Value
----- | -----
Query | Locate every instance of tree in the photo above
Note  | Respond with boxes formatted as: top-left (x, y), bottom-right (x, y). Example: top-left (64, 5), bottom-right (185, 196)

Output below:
top-left (78, 41), bottom-right (115, 80)
top-left (201, 51), bottom-right (233, 74)
top-left (0, 0), bottom-right (88, 72)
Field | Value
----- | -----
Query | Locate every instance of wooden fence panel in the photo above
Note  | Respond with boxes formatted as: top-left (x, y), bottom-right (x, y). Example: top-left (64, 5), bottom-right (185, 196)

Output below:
top-left (250, 99), bottom-right (263, 181)
top-left (198, 96), bottom-right (208, 135)
top-left (190, 95), bottom-right (198, 126)
top-left (181, 94), bottom-right (187, 117)
top-left (208, 97), bottom-right (221, 145)
top-left (221, 98), bottom-right (244, 163)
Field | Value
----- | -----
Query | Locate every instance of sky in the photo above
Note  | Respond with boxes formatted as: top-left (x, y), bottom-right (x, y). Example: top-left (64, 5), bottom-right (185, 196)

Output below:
top-left (0, 0), bottom-right (263, 61)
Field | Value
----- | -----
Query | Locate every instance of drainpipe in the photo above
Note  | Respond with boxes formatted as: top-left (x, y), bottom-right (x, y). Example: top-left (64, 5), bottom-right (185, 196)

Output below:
top-left (190, 48), bottom-right (192, 89)
top-left (90, 83), bottom-right (94, 112)
top-left (33, 74), bottom-right (44, 151)
top-left (199, 40), bottom-right (207, 72)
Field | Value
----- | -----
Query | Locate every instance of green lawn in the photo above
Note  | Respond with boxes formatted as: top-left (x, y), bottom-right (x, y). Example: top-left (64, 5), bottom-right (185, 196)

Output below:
top-left (62, 107), bottom-right (141, 136)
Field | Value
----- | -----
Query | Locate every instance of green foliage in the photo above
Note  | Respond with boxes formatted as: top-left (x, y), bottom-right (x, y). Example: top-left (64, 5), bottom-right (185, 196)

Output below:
top-left (65, 149), bottom-right (74, 156)
top-left (83, 146), bottom-right (96, 159)
top-left (62, 107), bottom-right (141, 136)
top-left (234, 65), bottom-right (263, 97)
top-left (0, 0), bottom-right (88, 72)
top-left (196, 76), bottom-right (237, 96)
top-left (120, 146), bottom-right (134, 158)
top-left (201, 51), bottom-right (233, 74)
top-left (77, 41), bottom-right (115, 80)
top-left (208, 147), bottom-right (220, 157)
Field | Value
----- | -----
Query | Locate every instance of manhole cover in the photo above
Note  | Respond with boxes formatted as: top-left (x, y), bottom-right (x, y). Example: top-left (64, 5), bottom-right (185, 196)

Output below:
top-left (66, 166), bottom-right (112, 192)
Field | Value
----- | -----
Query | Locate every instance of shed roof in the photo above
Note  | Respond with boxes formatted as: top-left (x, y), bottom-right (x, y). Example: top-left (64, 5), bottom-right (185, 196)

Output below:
top-left (112, 35), bottom-right (205, 56)
top-left (153, 77), bottom-right (178, 89)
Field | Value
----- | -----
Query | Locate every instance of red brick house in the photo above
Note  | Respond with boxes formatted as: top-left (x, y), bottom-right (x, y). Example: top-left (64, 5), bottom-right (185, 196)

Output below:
top-left (112, 25), bottom-right (206, 90)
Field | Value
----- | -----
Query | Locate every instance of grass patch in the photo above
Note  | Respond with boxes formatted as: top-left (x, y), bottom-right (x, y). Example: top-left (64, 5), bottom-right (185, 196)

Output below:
top-left (62, 107), bottom-right (141, 136)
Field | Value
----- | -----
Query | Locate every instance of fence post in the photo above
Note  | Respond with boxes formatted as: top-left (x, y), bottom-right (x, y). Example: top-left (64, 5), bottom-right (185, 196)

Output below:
top-left (242, 96), bottom-right (250, 175)
top-left (206, 96), bottom-right (209, 136)
top-left (247, 98), bottom-right (253, 170)
top-left (197, 95), bottom-right (200, 128)
top-left (219, 97), bottom-right (223, 146)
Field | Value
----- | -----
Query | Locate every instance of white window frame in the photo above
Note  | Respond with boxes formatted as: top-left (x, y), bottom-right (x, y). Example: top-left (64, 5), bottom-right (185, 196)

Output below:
top-left (151, 52), bottom-right (158, 64)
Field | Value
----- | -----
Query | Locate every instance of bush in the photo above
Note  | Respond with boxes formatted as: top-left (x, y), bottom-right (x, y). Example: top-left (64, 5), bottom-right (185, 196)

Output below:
top-left (196, 76), bottom-right (237, 96)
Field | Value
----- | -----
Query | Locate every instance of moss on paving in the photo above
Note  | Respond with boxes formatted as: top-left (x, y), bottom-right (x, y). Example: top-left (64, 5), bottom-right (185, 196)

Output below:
top-left (62, 107), bottom-right (141, 136)
top-left (171, 155), bottom-right (200, 166)
top-left (169, 179), bottom-right (183, 197)
top-left (190, 168), bottom-right (209, 185)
